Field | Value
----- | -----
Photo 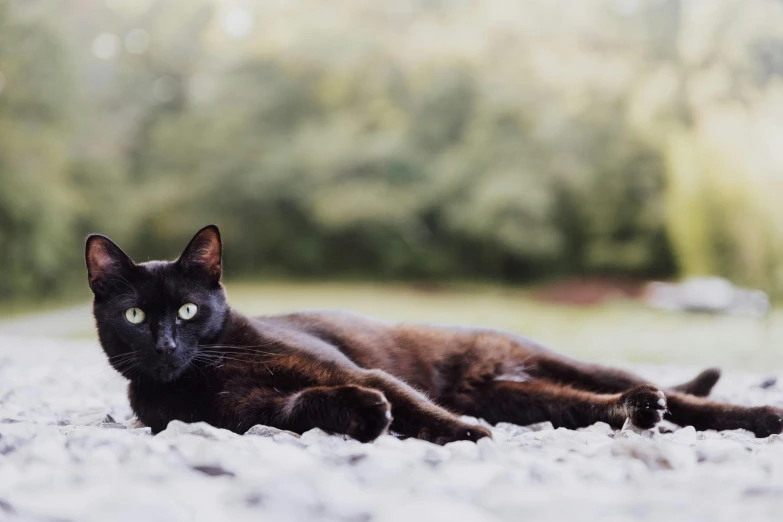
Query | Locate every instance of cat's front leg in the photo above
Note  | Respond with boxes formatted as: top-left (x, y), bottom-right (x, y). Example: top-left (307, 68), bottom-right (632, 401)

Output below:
top-left (230, 385), bottom-right (393, 442)
top-left (286, 385), bottom-right (393, 442)
top-left (359, 369), bottom-right (492, 444)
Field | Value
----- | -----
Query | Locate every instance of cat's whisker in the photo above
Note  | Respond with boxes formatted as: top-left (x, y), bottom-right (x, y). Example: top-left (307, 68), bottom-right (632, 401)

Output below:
top-left (185, 358), bottom-right (209, 381)
top-left (197, 340), bottom-right (278, 347)
top-left (192, 353), bottom-right (280, 365)
top-left (193, 356), bottom-right (260, 363)
top-left (196, 344), bottom-right (280, 352)
top-left (83, 365), bottom-right (121, 380)
top-left (197, 341), bottom-right (280, 348)
top-left (191, 355), bottom-right (276, 373)
top-left (83, 354), bottom-right (142, 380)
top-left (106, 354), bottom-right (134, 362)
top-left (106, 353), bottom-right (138, 363)
top-left (196, 347), bottom-right (282, 357)
top-left (109, 356), bottom-right (143, 374)
top-left (195, 352), bottom-right (281, 362)
top-left (195, 348), bottom-right (279, 354)
top-left (98, 361), bottom-right (140, 389)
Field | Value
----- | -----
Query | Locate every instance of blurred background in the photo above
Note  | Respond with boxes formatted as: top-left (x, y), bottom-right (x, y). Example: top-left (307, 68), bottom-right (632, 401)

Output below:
top-left (2, 0), bottom-right (783, 369)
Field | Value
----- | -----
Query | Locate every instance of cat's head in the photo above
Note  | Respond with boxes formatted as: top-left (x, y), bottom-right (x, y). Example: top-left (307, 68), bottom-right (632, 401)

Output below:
top-left (86, 225), bottom-right (228, 383)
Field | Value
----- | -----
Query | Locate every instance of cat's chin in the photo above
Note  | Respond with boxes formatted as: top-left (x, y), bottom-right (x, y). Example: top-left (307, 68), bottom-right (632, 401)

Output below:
top-left (150, 363), bottom-right (188, 383)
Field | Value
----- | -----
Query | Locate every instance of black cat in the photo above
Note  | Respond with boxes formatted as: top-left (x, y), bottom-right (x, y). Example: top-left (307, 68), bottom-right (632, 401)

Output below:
top-left (86, 225), bottom-right (783, 442)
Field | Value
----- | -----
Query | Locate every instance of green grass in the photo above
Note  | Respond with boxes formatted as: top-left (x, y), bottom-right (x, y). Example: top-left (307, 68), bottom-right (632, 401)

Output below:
top-left (2, 281), bottom-right (782, 371)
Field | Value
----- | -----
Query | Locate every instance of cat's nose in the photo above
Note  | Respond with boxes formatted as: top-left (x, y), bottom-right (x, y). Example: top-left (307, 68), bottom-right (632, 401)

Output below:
top-left (154, 337), bottom-right (177, 356)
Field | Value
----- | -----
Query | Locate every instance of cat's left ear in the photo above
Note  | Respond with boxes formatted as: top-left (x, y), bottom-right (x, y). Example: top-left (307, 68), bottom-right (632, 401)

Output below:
top-left (177, 225), bottom-right (222, 283)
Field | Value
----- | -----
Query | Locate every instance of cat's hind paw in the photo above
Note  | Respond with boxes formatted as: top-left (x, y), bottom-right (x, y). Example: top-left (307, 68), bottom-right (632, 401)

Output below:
top-left (749, 406), bottom-right (783, 438)
top-left (620, 385), bottom-right (667, 430)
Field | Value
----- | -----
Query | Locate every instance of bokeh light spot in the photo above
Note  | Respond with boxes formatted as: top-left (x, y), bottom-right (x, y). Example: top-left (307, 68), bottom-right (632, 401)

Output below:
top-left (91, 33), bottom-right (119, 60)
top-left (220, 6), bottom-right (253, 39)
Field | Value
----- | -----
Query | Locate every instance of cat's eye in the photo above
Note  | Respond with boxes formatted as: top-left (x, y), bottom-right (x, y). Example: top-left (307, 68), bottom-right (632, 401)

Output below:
top-left (125, 308), bottom-right (146, 324)
top-left (178, 303), bottom-right (198, 320)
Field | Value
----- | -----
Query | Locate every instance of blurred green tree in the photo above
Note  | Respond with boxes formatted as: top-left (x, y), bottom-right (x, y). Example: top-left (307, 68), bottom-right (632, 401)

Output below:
top-left (0, 0), bottom-right (76, 299)
top-left (1, 0), bottom-right (782, 302)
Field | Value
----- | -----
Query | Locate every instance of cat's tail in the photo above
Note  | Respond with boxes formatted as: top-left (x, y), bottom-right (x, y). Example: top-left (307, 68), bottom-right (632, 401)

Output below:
top-left (670, 368), bottom-right (721, 397)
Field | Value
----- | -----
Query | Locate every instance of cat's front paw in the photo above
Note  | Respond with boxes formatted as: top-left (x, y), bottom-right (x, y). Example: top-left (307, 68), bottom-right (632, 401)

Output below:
top-left (748, 406), bottom-right (783, 438)
top-left (418, 421), bottom-right (492, 445)
top-left (333, 385), bottom-right (392, 443)
top-left (620, 385), bottom-right (667, 430)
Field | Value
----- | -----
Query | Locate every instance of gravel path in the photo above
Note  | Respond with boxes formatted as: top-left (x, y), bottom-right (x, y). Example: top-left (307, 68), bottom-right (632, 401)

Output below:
top-left (1, 331), bottom-right (783, 522)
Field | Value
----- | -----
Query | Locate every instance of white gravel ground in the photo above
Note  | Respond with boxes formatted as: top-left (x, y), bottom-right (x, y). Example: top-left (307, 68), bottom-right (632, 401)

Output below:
top-left (1, 332), bottom-right (783, 522)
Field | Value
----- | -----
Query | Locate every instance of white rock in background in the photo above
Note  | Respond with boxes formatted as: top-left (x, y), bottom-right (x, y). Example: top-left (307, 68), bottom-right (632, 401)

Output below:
top-left (643, 276), bottom-right (771, 317)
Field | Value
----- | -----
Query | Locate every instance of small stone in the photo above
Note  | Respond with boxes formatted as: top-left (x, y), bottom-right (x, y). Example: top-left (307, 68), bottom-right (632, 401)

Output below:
top-left (744, 486), bottom-right (783, 497)
top-left (191, 464), bottom-right (236, 478)
top-left (526, 422), bottom-right (555, 432)
top-left (156, 420), bottom-right (237, 441)
top-left (99, 422), bottom-right (127, 430)
top-left (244, 424), bottom-right (300, 439)
top-left (670, 425), bottom-right (697, 442)
top-left (0, 498), bottom-right (14, 515)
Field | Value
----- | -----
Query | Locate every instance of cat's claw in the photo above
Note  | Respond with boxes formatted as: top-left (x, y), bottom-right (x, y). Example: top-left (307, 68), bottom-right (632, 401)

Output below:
top-left (419, 422), bottom-right (493, 445)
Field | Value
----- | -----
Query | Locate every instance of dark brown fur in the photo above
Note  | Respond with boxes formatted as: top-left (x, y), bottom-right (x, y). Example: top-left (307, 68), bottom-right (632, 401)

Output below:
top-left (89, 226), bottom-right (783, 444)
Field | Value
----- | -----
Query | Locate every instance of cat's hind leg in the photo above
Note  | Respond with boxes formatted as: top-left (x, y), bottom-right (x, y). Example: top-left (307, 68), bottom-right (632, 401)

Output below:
top-left (359, 369), bottom-right (492, 444)
top-left (664, 391), bottom-right (783, 438)
top-left (467, 380), bottom-right (667, 431)
top-left (529, 355), bottom-right (720, 397)
top-left (470, 379), bottom-right (783, 438)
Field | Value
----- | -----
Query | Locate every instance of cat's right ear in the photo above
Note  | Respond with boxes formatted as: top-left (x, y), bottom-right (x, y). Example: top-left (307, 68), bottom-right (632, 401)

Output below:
top-left (177, 225), bottom-right (222, 284)
top-left (85, 235), bottom-right (135, 294)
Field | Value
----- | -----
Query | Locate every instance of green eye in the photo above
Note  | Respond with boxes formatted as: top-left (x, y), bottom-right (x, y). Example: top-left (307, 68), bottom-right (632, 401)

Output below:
top-left (125, 308), bottom-right (146, 324)
top-left (178, 303), bottom-right (198, 320)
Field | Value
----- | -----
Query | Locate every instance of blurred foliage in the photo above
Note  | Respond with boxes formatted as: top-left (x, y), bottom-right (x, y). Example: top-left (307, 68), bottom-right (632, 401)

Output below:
top-left (1, 0), bottom-right (783, 301)
top-left (0, 0), bottom-right (76, 297)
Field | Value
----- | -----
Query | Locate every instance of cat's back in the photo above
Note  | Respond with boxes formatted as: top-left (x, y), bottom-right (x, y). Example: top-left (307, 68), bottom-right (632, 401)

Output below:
top-left (252, 310), bottom-right (455, 387)
top-left (258, 309), bottom-right (460, 355)
top-left (252, 310), bottom-right (543, 394)
top-left (260, 309), bottom-right (547, 357)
